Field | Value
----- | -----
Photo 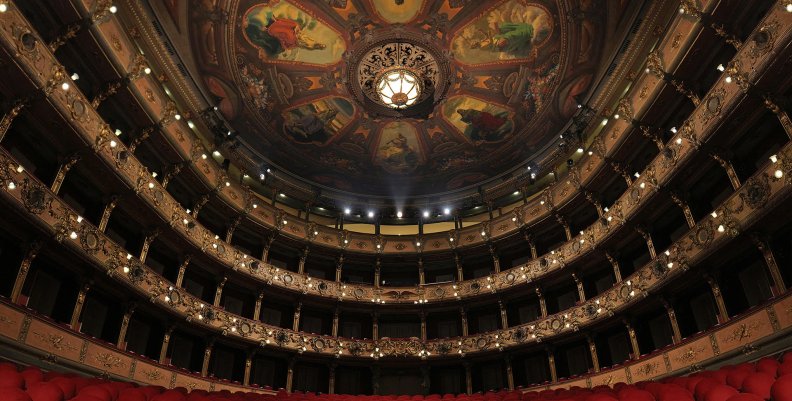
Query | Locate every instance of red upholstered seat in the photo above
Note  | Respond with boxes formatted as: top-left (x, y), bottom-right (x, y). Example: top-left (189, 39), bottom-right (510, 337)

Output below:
top-left (724, 394), bottom-right (763, 401)
top-left (657, 384), bottom-right (694, 401)
top-left (149, 389), bottom-right (189, 401)
top-left (755, 358), bottom-right (779, 378)
top-left (0, 387), bottom-right (33, 401)
top-left (0, 362), bottom-right (19, 372)
top-left (48, 378), bottom-right (75, 399)
top-left (0, 370), bottom-right (25, 389)
top-left (616, 387), bottom-right (654, 401)
top-left (711, 370), bottom-right (730, 385)
top-left (782, 353), bottom-right (792, 364)
top-left (704, 384), bottom-right (738, 401)
top-left (685, 376), bottom-right (705, 394)
top-left (78, 384), bottom-right (114, 401)
top-left (584, 392), bottom-right (618, 401)
top-left (779, 362), bottom-right (792, 377)
top-left (726, 369), bottom-right (751, 390)
top-left (118, 388), bottom-right (147, 401)
top-left (695, 378), bottom-right (721, 400)
top-left (20, 368), bottom-right (43, 389)
top-left (772, 374), bottom-right (792, 401)
top-left (740, 371), bottom-right (773, 399)
top-left (25, 382), bottom-right (64, 401)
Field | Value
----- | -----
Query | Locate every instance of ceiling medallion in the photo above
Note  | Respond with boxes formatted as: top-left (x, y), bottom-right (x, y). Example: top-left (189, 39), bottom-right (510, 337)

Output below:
top-left (348, 33), bottom-right (451, 118)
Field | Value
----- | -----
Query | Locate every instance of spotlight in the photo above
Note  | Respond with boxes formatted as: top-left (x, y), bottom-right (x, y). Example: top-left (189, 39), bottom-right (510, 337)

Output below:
top-left (109, 5), bottom-right (117, 13)
top-left (396, 211), bottom-right (403, 218)
top-left (716, 64), bottom-right (725, 72)
top-left (344, 208), bottom-right (351, 215)
top-left (443, 207), bottom-right (451, 215)
top-left (368, 211), bottom-right (375, 218)
top-left (422, 210), bottom-right (429, 218)
top-left (71, 73), bottom-right (80, 81)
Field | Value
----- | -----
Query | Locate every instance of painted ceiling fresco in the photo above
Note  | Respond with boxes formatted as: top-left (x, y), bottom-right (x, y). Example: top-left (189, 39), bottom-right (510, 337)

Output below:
top-left (188, 0), bottom-right (617, 197)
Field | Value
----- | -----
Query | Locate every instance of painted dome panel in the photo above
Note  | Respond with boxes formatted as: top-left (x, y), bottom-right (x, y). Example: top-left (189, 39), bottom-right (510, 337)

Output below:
top-left (451, 1), bottom-right (555, 65)
top-left (242, 1), bottom-right (346, 65)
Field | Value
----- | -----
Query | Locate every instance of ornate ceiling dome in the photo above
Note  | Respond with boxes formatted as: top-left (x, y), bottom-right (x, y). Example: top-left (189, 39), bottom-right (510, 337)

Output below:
top-left (188, 0), bottom-right (615, 198)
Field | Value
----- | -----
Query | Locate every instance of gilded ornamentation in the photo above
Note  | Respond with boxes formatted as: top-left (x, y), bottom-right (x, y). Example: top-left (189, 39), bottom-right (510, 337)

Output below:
top-left (722, 321), bottom-right (763, 344)
top-left (0, 315), bottom-right (16, 326)
top-left (32, 331), bottom-right (78, 352)
top-left (95, 352), bottom-right (126, 369)
top-left (675, 345), bottom-right (705, 363)
top-left (699, 88), bottom-right (725, 125)
top-left (740, 174), bottom-right (771, 210)
top-left (140, 369), bottom-right (162, 382)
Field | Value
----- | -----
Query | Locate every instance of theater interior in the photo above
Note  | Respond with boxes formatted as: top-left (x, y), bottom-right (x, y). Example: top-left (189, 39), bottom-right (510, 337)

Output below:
top-left (1, 1), bottom-right (792, 401)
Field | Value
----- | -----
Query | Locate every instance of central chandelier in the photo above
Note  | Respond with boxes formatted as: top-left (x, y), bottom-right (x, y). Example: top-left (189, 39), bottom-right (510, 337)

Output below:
top-left (377, 69), bottom-right (421, 109)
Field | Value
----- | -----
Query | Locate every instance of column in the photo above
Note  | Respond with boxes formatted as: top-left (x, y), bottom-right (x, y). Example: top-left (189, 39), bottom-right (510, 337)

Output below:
top-left (374, 257), bottom-right (381, 287)
top-left (253, 291), bottom-right (264, 321)
top-left (586, 335), bottom-right (600, 373)
top-left (505, 356), bottom-right (514, 390)
top-left (160, 162), bottom-right (186, 189)
top-left (498, 300), bottom-right (509, 329)
top-left (705, 275), bottom-right (730, 323)
top-left (372, 312), bottom-right (379, 340)
top-left (418, 257), bottom-right (425, 285)
top-left (297, 246), bottom-right (309, 275)
top-left (213, 276), bottom-right (227, 307)
top-left (546, 346), bottom-right (557, 383)
top-left (201, 339), bottom-right (214, 377)
top-left (583, 190), bottom-right (605, 217)
top-left (710, 152), bottom-right (741, 190)
top-left (523, 233), bottom-right (538, 259)
top-left (457, 307), bottom-right (468, 337)
top-left (139, 229), bottom-right (160, 264)
top-left (669, 192), bottom-right (697, 228)
top-left (634, 226), bottom-right (657, 259)
top-left (556, 215), bottom-right (572, 241)
top-left (293, 302), bottom-right (302, 331)
top-left (0, 100), bottom-right (26, 144)
top-left (764, 95), bottom-right (792, 139)
top-left (335, 254), bottom-right (344, 282)
top-left (464, 362), bottom-right (473, 395)
top-left (420, 311), bottom-right (427, 341)
top-left (50, 153), bottom-right (81, 195)
top-left (605, 252), bottom-right (622, 283)
top-left (70, 282), bottom-right (91, 329)
top-left (489, 244), bottom-right (501, 273)
top-left (11, 241), bottom-right (42, 304)
top-left (329, 363), bottom-right (337, 394)
top-left (243, 351), bottom-right (254, 386)
top-left (225, 216), bottom-right (242, 243)
top-left (662, 299), bottom-right (682, 344)
top-left (98, 196), bottom-right (119, 233)
top-left (572, 273), bottom-right (586, 302)
top-left (455, 253), bottom-right (464, 282)
top-left (175, 255), bottom-right (190, 288)
top-left (286, 358), bottom-right (296, 393)
top-left (117, 304), bottom-right (136, 349)
top-left (332, 306), bottom-right (340, 337)
top-left (159, 326), bottom-right (174, 364)
top-left (191, 193), bottom-right (212, 219)
top-left (624, 320), bottom-right (640, 360)
top-left (261, 234), bottom-right (275, 263)
top-left (752, 234), bottom-right (787, 296)
top-left (535, 287), bottom-right (548, 318)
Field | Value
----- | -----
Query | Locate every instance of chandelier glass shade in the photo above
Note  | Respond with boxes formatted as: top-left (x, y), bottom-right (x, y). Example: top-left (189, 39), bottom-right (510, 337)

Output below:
top-left (377, 69), bottom-right (421, 109)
